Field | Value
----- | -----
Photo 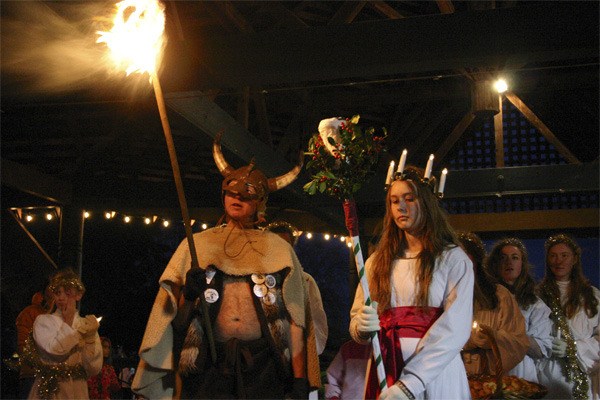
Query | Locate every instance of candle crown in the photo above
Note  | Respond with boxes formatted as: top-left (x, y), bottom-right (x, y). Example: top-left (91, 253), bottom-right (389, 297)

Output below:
top-left (385, 164), bottom-right (448, 199)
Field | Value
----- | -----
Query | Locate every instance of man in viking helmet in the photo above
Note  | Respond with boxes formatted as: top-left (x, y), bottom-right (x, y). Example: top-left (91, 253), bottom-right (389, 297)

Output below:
top-left (132, 133), bottom-right (320, 399)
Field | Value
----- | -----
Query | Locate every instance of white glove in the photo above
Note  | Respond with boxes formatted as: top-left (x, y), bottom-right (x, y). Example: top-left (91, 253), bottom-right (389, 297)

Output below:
top-left (552, 336), bottom-right (567, 358)
top-left (355, 301), bottom-right (380, 335)
top-left (379, 383), bottom-right (412, 400)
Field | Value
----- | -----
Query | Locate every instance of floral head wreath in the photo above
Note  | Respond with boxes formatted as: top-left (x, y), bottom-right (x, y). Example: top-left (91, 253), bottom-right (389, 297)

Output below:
top-left (384, 150), bottom-right (448, 198)
top-left (48, 269), bottom-right (85, 294)
top-left (496, 237), bottom-right (528, 257)
top-left (544, 233), bottom-right (580, 255)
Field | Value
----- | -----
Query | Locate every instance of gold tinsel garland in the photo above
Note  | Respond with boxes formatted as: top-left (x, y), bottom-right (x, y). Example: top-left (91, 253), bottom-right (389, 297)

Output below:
top-left (21, 333), bottom-right (87, 399)
top-left (542, 286), bottom-right (589, 399)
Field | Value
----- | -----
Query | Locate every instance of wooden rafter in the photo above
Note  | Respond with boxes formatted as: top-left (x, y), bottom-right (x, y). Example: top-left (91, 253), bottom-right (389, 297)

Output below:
top-left (504, 92), bottom-right (581, 164)
top-left (370, 1), bottom-right (404, 19)
top-left (494, 94), bottom-right (504, 167)
top-left (435, 112), bottom-right (476, 163)
top-left (436, 0), bottom-right (455, 14)
top-left (328, 1), bottom-right (367, 25)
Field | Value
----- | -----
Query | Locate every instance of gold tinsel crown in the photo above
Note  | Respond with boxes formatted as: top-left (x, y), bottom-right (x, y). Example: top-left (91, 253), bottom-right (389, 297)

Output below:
top-left (48, 269), bottom-right (85, 294)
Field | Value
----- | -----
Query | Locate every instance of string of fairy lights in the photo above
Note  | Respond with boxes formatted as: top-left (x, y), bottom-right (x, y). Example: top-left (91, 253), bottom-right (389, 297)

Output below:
top-left (9, 206), bottom-right (353, 247)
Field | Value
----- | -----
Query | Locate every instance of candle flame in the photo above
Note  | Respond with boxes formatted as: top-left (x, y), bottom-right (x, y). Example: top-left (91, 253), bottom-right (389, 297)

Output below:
top-left (472, 321), bottom-right (478, 330)
top-left (97, 0), bottom-right (165, 76)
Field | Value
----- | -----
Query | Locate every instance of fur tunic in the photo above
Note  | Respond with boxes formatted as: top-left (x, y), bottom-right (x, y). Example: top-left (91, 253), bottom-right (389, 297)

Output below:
top-left (132, 225), bottom-right (320, 399)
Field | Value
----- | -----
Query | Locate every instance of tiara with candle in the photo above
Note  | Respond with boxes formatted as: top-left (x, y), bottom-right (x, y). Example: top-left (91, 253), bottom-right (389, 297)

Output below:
top-left (384, 150), bottom-right (448, 198)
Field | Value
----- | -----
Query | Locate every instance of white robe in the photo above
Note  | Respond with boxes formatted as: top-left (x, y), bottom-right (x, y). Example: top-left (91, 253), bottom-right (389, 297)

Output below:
top-left (537, 281), bottom-right (600, 399)
top-left (508, 297), bottom-right (553, 383)
top-left (350, 246), bottom-right (474, 399)
top-left (29, 311), bottom-right (102, 400)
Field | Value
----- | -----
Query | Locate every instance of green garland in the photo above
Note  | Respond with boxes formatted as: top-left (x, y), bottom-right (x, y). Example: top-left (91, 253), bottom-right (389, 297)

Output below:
top-left (541, 286), bottom-right (589, 399)
top-left (21, 333), bottom-right (87, 399)
top-left (303, 115), bottom-right (386, 200)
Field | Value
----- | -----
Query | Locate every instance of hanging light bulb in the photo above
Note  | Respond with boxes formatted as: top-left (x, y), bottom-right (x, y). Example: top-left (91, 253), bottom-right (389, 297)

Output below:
top-left (162, 220), bottom-right (170, 227)
top-left (144, 217), bottom-right (152, 225)
top-left (123, 216), bottom-right (131, 223)
top-left (201, 223), bottom-right (208, 230)
top-left (25, 215), bottom-right (34, 222)
top-left (306, 232), bottom-right (313, 239)
top-left (324, 234), bottom-right (331, 241)
top-left (45, 213), bottom-right (53, 221)
top-left (83, 211), bottom-right (90, 219)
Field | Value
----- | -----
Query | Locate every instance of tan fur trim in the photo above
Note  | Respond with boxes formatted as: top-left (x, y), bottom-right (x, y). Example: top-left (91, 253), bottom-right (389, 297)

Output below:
top-left (160, 226), bottom-right (306, 328)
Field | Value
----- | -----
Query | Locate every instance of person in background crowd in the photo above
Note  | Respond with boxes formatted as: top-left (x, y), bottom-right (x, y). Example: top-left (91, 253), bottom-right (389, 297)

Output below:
top-left (132, 133), bottom-right (320, 399)
top-left (325, 339), bottom-right (371, 400)
top-left (537, 233), bottom-right (600, 399)
top-left (25, 268), bottom-right (102, 399)
top-left (87, 336), bottom-right (120, 399)
top-left (487, 237), bottom-right (552, 383)
top-left (266, 220), bottom-right (329, 355)
top-left (350, 166), bottom-right (474, 400)
top-left (457, 232), bottom-right (529, 377)
top-left (15, 283), bottom-right (54, 398)
top-left (118, 366), bottom-right (135, 399)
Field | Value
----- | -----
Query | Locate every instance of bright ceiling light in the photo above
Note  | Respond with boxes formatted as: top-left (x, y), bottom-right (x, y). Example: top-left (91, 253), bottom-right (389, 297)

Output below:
top-left (494, 78), bottom-right (508, 93)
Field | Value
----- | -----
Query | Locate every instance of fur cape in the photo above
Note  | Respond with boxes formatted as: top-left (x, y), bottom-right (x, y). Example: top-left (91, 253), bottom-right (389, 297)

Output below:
top-left (132, 225), bottom-right (321, 399)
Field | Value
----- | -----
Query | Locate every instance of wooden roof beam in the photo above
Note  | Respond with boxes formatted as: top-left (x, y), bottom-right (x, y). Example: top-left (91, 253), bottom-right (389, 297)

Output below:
top-left (504, 91), bottom-right (581, 164)
top-left (328, 1), bottom-right (367, 25)
top-left (369, 2), bottom-right (405, 19)
top-left (181, 3), bottom-right (598, 88)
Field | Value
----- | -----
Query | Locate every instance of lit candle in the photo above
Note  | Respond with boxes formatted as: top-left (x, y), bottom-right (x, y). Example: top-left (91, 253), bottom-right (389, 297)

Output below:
top-left (396, 149), bottom-right (407, 174)
top-left (385, 161), bottom-right (395, 186)
top-left (424, 154), bottom-right (434, 179)
top-left (557, 327), bottom-right (561, 339)
top-left (438, 168), bottom-right (448, 194)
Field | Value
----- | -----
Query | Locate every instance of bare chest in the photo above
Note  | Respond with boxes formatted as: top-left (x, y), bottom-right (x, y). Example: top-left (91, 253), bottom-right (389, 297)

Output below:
top-left (215, 280), bottom-right (261, 341)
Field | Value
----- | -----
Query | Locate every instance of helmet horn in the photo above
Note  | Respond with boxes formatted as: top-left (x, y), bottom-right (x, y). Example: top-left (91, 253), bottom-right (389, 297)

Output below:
top-left (212, 130), bottom-right (233, 177)
top-left (267, 151), bottom-right (303, 192)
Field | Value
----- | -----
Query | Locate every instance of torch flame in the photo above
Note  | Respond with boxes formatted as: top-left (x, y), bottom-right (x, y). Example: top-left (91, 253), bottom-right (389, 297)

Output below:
top-left (97, 0), bottom-right (165, 76)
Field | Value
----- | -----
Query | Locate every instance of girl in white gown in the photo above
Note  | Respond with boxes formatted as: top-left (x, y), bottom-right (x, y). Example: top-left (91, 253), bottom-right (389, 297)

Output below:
top-left (487, 237), bottom-right (553, 383)
top-left (350, 166), bottom-right (474, 400)
top-left (537, 234), bottom-right (600, 400)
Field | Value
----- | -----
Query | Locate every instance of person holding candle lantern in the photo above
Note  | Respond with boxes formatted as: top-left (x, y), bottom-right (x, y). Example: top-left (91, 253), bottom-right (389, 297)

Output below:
top-left (350, 163), bottom-right (474, 400)
top-left (486, 237), bottom-right (553, 383)
top-left (457, 232), bottom-right (529, 378)
top-left (24, 268), bottom-right (103, 400)
top-left (132, 133), bottom-right (320, 399)
top-left (536, 233), bottom-right (599, 399)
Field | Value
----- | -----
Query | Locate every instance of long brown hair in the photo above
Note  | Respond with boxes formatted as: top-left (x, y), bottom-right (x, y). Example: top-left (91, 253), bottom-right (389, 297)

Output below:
top-left (488, 238), bottom-right (537, 309)
top-left (457, 231), bottom-right (498, 311)
top-left (538, 233), bottom-right (598, 319)
top-left (369, 166), bottom-right (458, 309)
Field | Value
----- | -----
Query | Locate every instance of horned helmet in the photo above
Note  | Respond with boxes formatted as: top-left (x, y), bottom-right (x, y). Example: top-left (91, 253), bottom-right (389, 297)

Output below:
top-left (213, 132), bottom-right (302, 224)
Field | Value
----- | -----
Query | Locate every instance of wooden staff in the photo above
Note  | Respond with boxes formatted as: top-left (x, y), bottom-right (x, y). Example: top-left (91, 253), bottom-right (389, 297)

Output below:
top-left (151, 72), bottom-right (216, 363)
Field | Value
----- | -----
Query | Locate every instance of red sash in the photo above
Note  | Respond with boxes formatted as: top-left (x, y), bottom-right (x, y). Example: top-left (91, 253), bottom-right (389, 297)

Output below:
top-left (365, 306), bottom-right (442, 399)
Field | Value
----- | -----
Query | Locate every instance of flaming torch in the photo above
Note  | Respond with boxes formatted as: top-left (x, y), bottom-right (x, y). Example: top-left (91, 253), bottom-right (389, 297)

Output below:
top-left (97, 0), bottom-right (215, 361)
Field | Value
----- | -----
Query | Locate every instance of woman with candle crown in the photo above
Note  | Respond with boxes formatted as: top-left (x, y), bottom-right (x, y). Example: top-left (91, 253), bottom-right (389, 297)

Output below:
top-left (536, 233), bottom-right (599, 400)
top-left (350, 165), bottom-right (474, 400)
top-left (457, 232), bottom-right (529, 379)
top-left (487, 237), bottom-right (552, 383)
